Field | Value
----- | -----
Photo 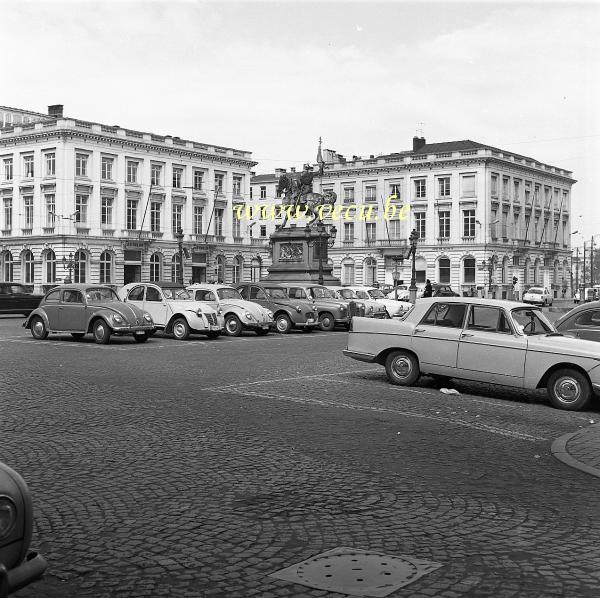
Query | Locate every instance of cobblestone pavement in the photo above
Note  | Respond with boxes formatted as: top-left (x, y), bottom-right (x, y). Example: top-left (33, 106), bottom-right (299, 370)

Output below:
top-left (1, 315), bottom-right (599, 598)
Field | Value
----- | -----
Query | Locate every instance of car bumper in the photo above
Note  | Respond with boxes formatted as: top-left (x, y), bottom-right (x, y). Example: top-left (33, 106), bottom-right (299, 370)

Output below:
top-left (112, 324), bottom-right (155, 334)
top-left (335, 316), bottom-right (351, 324)
top-left (342, 349), bottom-right (376, 363)
top-left (1, 551), bottom-right (47, 595)
top-left (245, 321), bottom-right (273, 330)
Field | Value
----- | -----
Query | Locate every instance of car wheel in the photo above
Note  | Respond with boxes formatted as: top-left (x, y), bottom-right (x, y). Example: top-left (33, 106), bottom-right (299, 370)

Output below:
top-left (30, 316), bottom-right (48, 340)
top-left (207, 331), bottom-right (220, 339)
top-left (172, 318), bottom-right (190, 340)
top-left (275, 313), bottom-right (292, 334)
top-left (133, 332), bottom-right (149, 343)
top-left (224, 314), bottom-right (243, 337)
top-left (318, 312), bottom-right (335, 332)
top-left (255, 327), bottom-right (270, 336)
top-left (71, 333), bottom-right (85, 340)
top-left (93, 319), bottom-right (112, 345)
top-left (385, 351), bottom-right (420, 386)
top-left (547, 369), bottom-right (591, 411)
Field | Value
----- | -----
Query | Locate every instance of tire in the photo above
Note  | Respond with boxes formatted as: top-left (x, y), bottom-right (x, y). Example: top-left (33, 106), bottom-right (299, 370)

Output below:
top-left (133, 332), bottom-right (149, 343)
top-left (547, 368), bottom-right (591, 411)
top-left (385, 350), bottom-right (420, 386)
top-left (30, 316), bottom-right (48, 340)
top-left (255, 327), bottom-right (270, 336)
top-left (275, 313), bottom-right (292, 334)
top-left (171, 317), bottom-right (190, 340)
top-left (318, 312), bottom-right (336, 332)
top-left (93, 319), bottom-right (112, 345)
top-left (71, 333), bottom-right (85, 340)
top-left (224, 314), bottom-right (243, 337)
top-left (207, 331), bottom-right (220, 339)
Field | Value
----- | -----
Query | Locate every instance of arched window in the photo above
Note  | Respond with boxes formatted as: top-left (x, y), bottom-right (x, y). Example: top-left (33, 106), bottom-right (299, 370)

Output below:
top-left (251, 257), bottom-right (261, 282)
top-left (533, 258), bottom-right (541, 285)
top-left (150, 253), bottom-right (161, 281)
top-left (438, 257), bottom-right (450, 284)
top-left (415, 256), bottom-right (427, 283)
top-left (171, 254), bottom-right (181, 282)
top-left (99, 251), bottom-right (113, 284)
top-left (342, 259), bottom-right (355, 285)
top-left (1, 251), bottom-right (13, 282)
top-left (44, 250), bottom-right (56, 284)
top-left (501, 256), bottom-right (508, 284)
top-left (553, 260), bottom-right (559, 285)
top-left (232, 256), bottom-right (243, 284)
top-left (216, 255), bottom-right (225, 283)
top-left (74, 250), bottom-right (87, 283)
top-left (463, 257), bottom-right (476, 284)
top-left (364, 258), bottom-right (377, 286)
top-left (523, 259), bottom-right (531, 286)
top-left (22, 250), bottom-right (34, 284)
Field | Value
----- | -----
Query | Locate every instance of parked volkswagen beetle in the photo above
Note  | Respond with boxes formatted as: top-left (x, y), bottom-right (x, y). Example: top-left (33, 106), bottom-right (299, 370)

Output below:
top-left (0, 461), bottom-right (47, 595)
top-left (554, 301), bottom-right (600, 342)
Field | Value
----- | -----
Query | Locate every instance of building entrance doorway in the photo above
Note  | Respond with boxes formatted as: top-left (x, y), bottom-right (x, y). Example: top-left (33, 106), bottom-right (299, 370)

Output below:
top-left (124, 265), bottom-right (141, 284)
top-left (191, 266), bottom-right (206, 283)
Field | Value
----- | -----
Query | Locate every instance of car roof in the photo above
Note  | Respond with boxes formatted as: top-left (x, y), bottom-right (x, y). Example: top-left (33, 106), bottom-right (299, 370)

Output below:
top-left (558, 300), bottom-right (600, 316)
top-left (48, 284), bottom-right (112, 291)
top-left (186, 283), bottom-right (235, 289)
top-left (418, 296), bottom-right (533, 309)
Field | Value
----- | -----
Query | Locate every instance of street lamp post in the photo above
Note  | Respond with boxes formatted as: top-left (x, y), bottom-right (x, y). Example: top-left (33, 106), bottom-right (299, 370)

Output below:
top-left (306, 223), bottom-right (337, 286)
top-left (62, 252), bottom-right (75, 283)
top-left (408, 228), bottom-right (418, 304)
top-left (479, 257), bottom-right (495, 297)
top-left (174, 227), bottom-right (185, 284)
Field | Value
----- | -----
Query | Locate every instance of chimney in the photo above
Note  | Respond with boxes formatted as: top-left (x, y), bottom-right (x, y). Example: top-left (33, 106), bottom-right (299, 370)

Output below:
top-left (413, 136), bottom-right (426, 152)
top-left (48, 104), bottom-right (63, 118)
top-left (290, 167), bottom-right (296, 173)
top-left (274, 168), bottom-right (287, 175)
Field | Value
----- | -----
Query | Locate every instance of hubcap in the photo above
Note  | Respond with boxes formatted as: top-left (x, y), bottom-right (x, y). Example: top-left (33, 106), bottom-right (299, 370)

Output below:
top-left (226, 319), bottom-right (238, 333)
top-left (33, 320), bottom-right (44, 336)
top-left (96, 324), bottom-right (105, 339)
top-left (174, 323), bottom-right (185, 337)
top-left (277, 318), bottom-right (288, 332)
top-left (392, 356), bottom-right (412, 379)
top-left (555, 376), bottom-right (581, 404)
top-left (321, 317), bottom-right (331, 327)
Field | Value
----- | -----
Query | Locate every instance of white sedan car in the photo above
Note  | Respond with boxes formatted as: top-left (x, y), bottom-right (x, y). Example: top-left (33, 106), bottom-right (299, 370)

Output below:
top-left (344, 297), bottom-right (600, 411)
top-left (118, 281), bottom-right (224, 340)
top-left (522, 286), bottom-right (553, 306)
top-left (345, 286), bottom-right (412, 318)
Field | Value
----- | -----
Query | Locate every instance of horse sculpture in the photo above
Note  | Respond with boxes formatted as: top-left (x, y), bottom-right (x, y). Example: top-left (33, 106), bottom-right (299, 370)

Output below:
top-left (277, 173), bottom-right (337, 228)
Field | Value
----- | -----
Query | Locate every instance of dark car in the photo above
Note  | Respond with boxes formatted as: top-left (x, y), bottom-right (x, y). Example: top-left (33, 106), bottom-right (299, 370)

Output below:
top-left (431, 284), bottom-right (459, 297)
top-left (554, 301), bottom-right (600, 342)
top-left (0, 283), bottom-right (44, 316)
top-left (0, 461), bottom-right (47, 595)
top-left (236, 283), bottom-right (317, 333)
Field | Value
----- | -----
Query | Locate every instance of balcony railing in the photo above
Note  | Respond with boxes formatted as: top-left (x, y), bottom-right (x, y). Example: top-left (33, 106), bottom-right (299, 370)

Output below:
top-left (342, 240), bottom-right (355, 247)
top-left (377, 238), bottom-right (407, 247)
top-left (251, 238), bottom-right (267, 246)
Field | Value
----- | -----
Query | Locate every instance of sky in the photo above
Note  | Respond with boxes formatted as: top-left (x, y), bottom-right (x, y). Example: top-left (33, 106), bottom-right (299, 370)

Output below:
top-left (2, 0), bottom-right (599, 245)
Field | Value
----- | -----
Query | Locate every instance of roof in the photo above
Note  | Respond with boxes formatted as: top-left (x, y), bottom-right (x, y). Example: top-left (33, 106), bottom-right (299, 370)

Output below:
top-left (251, 174), bottom-right (278, 184)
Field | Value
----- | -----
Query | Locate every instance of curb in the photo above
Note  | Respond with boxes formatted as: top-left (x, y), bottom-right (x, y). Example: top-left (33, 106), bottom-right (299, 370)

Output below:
top-left (551, 429), bottom-right (600, 479)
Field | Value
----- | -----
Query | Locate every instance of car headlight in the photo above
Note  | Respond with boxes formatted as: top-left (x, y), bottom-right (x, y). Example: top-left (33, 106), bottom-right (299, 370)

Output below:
top-left (196, 308), bottom-right (203, 317)
top-left (339, 304), bottom-right (346, 310)
top-left (143, 313), bottom-right (153, 322)
top-left (112, 314), bottom-right (124, 324)
top-left (295, 305), bottom-right (302, 313)
top-left (217, 308), bottom-right (223, 315)
top-left (0, 496), bottom-right (17, 540)
top-left (368, 305), bottom-right (373, 312)
top-left (267, 310), bottom-right (274, 318)
top-left (244, 311), bottom-right (253, 320)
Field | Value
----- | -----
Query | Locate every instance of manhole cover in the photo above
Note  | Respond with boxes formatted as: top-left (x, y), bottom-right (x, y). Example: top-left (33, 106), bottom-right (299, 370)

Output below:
top-left (270, 547), bottom-right (442, 597)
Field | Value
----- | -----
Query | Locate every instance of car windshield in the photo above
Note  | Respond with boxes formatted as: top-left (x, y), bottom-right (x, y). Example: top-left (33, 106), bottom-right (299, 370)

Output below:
top-left (311, 287), bottom-right (334, 299)
top-left (218, 288), bottom-right (243, 300)
top-left (368, 289), bottom-right (386, 299)
top-left (355, 290), bottom-right (370, 299)
top-left (163, 288), bottom-right (192, 300)
top-left (265, 288), bottom-right (288, 299)
top-left (511, 307), bottom-right (555, 335)
top-left (85, 288), bottom-right (120, 302)
top-left (338, 289), bottom-right (357, 299)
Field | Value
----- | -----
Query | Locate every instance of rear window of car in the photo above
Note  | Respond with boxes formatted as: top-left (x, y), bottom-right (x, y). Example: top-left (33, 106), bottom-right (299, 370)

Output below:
top-left (45, 289), bottom-right (61, 303)
top-left (527, 288), bottom-right (543, 294)
top-left (575, 310), bottom-right (600, 326)
top-left (265, 287), bottom-right (288, 299)
top-left (288, 287), bottom-right (308, 300)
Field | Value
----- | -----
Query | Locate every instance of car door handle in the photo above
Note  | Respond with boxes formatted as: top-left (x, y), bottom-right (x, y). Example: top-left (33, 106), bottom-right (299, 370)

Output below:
top-left (414, 328), bottom-right (425, 333)
top-left (461, 332), bottom-right (474, 338)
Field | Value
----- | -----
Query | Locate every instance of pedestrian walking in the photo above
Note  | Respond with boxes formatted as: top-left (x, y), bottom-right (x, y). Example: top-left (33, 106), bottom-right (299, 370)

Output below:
top-left (423, 279), bottom-right (433, 298)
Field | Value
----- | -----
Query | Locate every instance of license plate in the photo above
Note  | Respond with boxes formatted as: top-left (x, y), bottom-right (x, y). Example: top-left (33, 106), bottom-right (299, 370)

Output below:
top-left (306, 318), bottom-right (314, 323)
top-left (261, 325), bottom-right (269, 329)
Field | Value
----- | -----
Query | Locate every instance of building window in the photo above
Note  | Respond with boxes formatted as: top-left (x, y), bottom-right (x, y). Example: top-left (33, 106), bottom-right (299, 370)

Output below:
top-left (1, 251), bottom-right (13, 281)
top-left (534, 184), bottom-right (540, 205)
top-left (150, 202), bottom-right (161, 232)
top-left (232, 210), bottom-right (241, 237)
top-left (259, 186), bottom-right (267, 199)
top-left (101, 156), bottom-right (114, 181)
top-left (461, 175), bottom-right (476, 197)
top-left (365, 185), bottom-right (377, 202)
top-left (232, 256), bottom-right (243, 283)
top-left (342, 260), bottom-right (355, 285)
top-left (364, 258), bottom-right (377, 286)
top-left (513, 213), bottom-right (520, 239)
top-left (75, 194), bottom-right (88, 224)
top-left (3, 199), bottom-right (12, 229)
top-left (343, 187), bottom-right (354, 203)
top-left (414, 179), bottom-right (426, 199)
top-left (171, 254), bottom-right (181, 283)
top-left (99, 251), bottom-right (113, 283)
top-left (126, 199), bottom-right (138, 230)
top-left (23, 196), bottom-right (33, 229)
top-left (463, 209), bottom-right (476, 237)
top-left (214, 209), bottom-right (224, 236)
top-left (525, 182), bottom-right (531, 205)
top-left (233, 176), bottom-right (242, 196)
top-left (23, 155), bottom-right (34, 179)
top-left (193, 206), bottom-right (203, 236)
top-left (534, 217), bottom-right (539, 243)
top-left (260, 224), bottom-right (267, 238)
top-left (463, 257), bottom-right (476, 284)
top-left (216, 255), bottom-right (225, 283)
top-left (101, 197), bottom-right (113, 227)
top-left (389, 183), bottom-right (401, 200)
top-left (22, 250), bottom-right (34, 284)
top-left (438, 177), bottom-right (450, 197)
top-left (151, 164), bottom-right (162, 187)
top-left (45, 194), bottom-right (55, 227)
top-left (214, 173), bottom-right (224, 194)
top-left (502, 177), bottom-right (509, 199)
top-left (438, 211), bottom-right (450, 238)
top-left (438, 257), bottom-right (450, 284)
top-left (491, 174), bottom-right (498, 197)
top-left (74, 250), bottom-right (87, 283)
top-left (365, 222), bottom-right (376, 244)
top-left (75, 153), bottom-right (88, 177)
top-left (44, 249), bottom-right (56, 283)
top-left (150, 253), bottom-right (161, 281)
top-left (414, 213), bottom-right (426, 239)
top-left (389, 219), bottom-right (401, 240)
top-left (193, 170), bottom-right (204, 191)
top-left (126, 161), bottom-right (139, 184)
top-left (172, 204), bottom-right (183, 233)
top-left (3, 158), bottom-right (13, 181)
top-left (172, 167), bottom-right (183, 189)
top-left (45, 152), bottom-right (55, 177)
top-left (513, 179), bottom-right (521, 202)
top-left (251, 257), bottom-right (261, 282)
top-left (343, 222), bottom-right (354, 241)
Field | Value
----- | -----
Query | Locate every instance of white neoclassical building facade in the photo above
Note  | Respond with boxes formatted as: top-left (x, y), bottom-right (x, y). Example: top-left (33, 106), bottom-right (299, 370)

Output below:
top-left (251, 138), bottom-right (575, 298)
top-left (0, 105), bottom-right (270, 292)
